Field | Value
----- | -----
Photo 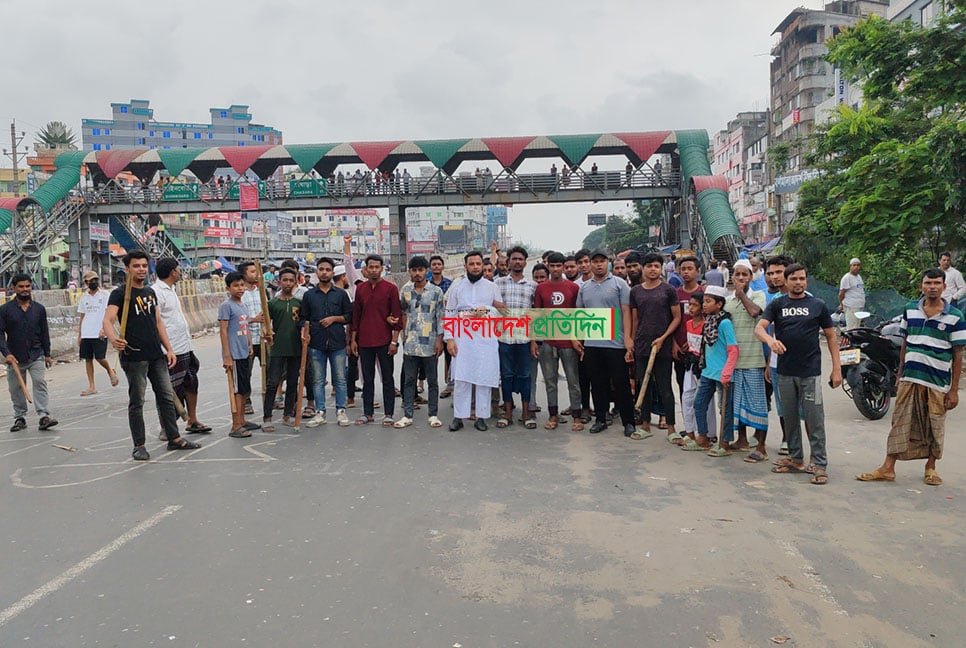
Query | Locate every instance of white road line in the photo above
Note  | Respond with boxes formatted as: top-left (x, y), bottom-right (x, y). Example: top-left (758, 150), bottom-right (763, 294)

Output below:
top-left (0, 505), bottom-right (182, 628)
top-left (779, 539), bottom-right (849, 616)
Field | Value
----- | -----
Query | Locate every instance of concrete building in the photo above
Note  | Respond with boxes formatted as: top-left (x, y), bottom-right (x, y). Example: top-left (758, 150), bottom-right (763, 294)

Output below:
top-left (889, 0), bottom-right (943, 25)
top-left (711, 112), bottom-right (768, 241)
top-left (289, 208), bottom-right (384, 257)
top-left (81, 99), bottom-right (282, 152)
top-left (768, 0), bottom-right (889, 231)
top-left (405, 205), bottom-right (488, 256)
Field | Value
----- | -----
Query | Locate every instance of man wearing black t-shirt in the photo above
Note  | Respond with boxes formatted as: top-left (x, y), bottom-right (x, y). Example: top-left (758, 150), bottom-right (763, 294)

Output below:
top-left (756, 263), bottom-right (841, 485)
top-left (104, 251), bottom-right (201, 461)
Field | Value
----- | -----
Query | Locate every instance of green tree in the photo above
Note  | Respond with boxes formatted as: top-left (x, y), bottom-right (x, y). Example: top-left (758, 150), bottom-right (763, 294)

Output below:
top-left (785, 6), bottom-right (965, 295)
top-left (580, 200), bottom-right (665, 252)
top-left (34, 121), bottom-right (78, 150)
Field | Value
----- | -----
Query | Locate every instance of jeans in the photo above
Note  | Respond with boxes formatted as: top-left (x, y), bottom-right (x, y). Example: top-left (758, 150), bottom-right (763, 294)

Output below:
top-left (682, 370), bottom-right (716, 434)
top-left (538, 344), bottom-right (580, 413)
top-left (584, 347), bottom-right (634, 426)
top-left (693, 376), bottom-right (733, 442)
top-left (359, 345), bottom-right (394, 417)
top-left (498, 342), bottom-right (532, 404)
top-left (6, 358), bottom-right (50, 419)
top-left (777, 374), bottom-right (828, 469)
top-left (120, 356), bottom-right (180, 448)
top-left (309, 346), bottom-right (347, 413)
top-left (637, 352), bottom-right (676, 426)
top-left (263, 355), bottom-right (301, 419)
top-left (402, 355), bottom-right (438, 417)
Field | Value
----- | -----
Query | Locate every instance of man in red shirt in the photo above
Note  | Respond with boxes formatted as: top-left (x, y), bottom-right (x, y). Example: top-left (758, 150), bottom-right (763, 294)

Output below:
top-left (350, 254), bottom-right (402, 426)
top-left (531, 252), bottom-right (582, 430)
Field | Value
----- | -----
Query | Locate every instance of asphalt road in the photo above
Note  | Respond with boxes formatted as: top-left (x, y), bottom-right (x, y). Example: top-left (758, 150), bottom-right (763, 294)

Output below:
top-left (0, 334), bottom-right (963, 647)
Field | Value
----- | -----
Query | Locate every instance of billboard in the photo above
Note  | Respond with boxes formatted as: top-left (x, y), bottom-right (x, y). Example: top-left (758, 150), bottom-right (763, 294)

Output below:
top-left (486, 206), bottom-right (508, 225)
top-left (587, 213), bottom-right (607, 226)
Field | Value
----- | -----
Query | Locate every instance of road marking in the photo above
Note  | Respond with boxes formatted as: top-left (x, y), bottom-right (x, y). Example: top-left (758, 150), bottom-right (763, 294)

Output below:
top-left (779, 540), bottom-right (848, 616)
top-left (0, 436), bottom-right (62, 459)
top-left (0, 505), bottom-right (182, 628)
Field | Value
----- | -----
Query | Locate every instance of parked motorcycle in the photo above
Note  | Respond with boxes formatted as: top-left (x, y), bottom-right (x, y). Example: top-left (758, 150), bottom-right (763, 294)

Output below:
top-left (838, 313), bottom-right (903, 420)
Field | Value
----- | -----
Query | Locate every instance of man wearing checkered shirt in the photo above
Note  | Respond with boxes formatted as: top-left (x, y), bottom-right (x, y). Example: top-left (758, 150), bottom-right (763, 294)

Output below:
top-left (495, 246), bottom-right (537, 429)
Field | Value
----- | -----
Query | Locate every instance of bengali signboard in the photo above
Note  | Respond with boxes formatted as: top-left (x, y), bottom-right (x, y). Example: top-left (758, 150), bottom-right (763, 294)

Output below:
top-left (775, 169), bottom-right (822, 195)
top-left (205, 227), bottom-right (242, 238)
top-left (162, 183), bottom-right (200, 201)
top-left (288, 178), bottom-right (328, 197)
top-left (89, 222), bottom-right (110, 242)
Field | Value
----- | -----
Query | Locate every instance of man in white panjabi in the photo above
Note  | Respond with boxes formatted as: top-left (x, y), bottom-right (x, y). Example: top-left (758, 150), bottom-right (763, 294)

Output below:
top-left (444, 251), bottom-right (506, 432)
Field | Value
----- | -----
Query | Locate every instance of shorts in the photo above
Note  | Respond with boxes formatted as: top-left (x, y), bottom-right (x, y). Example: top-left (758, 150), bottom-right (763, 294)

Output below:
top-left (79, 338), bottom-right (108, 360)
top-left (232, 357), bottom-right (252, 396)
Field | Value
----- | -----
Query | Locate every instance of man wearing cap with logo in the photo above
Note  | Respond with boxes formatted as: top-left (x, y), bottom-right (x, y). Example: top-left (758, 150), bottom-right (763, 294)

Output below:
top-left (77, 270), bottom-right (118, 396)
top-left (838, 258), bottom-right (866, 329)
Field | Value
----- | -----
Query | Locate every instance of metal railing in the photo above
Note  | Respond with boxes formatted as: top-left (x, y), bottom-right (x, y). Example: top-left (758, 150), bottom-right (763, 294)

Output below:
top-left (0, 197), bottom-right (88, 277)
top-left (82, 167), bottom-right (681, 208)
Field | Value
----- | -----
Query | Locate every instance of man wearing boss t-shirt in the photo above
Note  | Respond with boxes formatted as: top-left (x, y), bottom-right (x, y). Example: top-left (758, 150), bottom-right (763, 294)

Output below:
top-left (757, 263), bottom-right (842, 485)
top-left (532, 252), bottom-right (581, 431)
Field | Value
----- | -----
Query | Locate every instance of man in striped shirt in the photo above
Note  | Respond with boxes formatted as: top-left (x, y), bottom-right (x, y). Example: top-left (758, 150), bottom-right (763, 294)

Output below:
top-left (857, 268), bottom-right (965, 486)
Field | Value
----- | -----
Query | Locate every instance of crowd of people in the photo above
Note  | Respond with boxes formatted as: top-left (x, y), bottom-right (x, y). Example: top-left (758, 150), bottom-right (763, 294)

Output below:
top-left (1, 244), bottom-right (962, 486)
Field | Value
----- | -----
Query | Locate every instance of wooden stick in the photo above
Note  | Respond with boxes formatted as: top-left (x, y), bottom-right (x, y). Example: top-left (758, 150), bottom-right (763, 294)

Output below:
top-left (634, 344), bottom-right (661, 409)
top-left (11, 361), bottom-right (31, 403)
top-left (716, 382), bottom-right (731, 447)
top-left (226, 366), bottom-right (237, 414)
top-left (114, 270), bottom-right (135, 372)
top-left (293, 334), bottom-right (309, 428)
top-left (255, 260), bottom-right (272, 395)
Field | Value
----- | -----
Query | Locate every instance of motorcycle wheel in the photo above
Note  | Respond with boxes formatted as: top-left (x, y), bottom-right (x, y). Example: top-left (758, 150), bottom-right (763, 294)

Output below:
top-left (850, 374), bottom-right (891, 420)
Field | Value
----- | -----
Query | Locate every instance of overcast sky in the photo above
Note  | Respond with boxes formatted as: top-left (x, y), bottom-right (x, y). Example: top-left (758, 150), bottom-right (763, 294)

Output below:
top-left (2, 0), bottom-right (824, 252)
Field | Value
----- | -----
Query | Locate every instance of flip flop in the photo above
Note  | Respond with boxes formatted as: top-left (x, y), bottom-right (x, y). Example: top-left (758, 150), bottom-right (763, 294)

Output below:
top-left (680, 438), bottom-right (709, 451)
top-left (856, 470), bottom-right (895, 482)
top-left (924, 469), bottom-right (943, 486)
top-left (744, 450), bottom-right (769, 463)
top-left (811, 470), bottom-right (829, 485)
top-left (544, 417), bottom-right (559, 430)
top-left (80, 389), bottom-right (97, 397)
top-left (706, 446), bottom-right (732, 457)
top-left (772, 463), bottom-right (807, 474)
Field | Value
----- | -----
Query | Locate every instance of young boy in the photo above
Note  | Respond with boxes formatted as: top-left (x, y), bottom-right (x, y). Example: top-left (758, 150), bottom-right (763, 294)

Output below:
top-left (680, 293), bottom-right (717, 450)
top-left (219, 271), bottom-right (259, 437)
top-left (692, 285), bottom-right (739, 456)
top-left (263, 268), bottom-right (302, 431)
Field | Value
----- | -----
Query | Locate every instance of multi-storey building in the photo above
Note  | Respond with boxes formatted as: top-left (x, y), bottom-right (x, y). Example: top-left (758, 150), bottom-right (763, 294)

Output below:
top-left (406, 204), bottom-right (488, 256)
top-left (289, 208), bottom-right (385, 257)
top-left (768, 0), bottom-right (889, 231)
top-left (889, 0), bottom-right (943, 25)
top-left (711, 112), bottom-right (768, 241)
top-left (81, 99), bottom-right (282, 152)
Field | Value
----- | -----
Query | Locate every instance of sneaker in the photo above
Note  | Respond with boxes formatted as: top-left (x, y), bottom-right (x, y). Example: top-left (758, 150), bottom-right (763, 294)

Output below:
top-left (449, 418), bottom-right (463, 432)
top-left (474, 418), bottom-right (488, 431)
top-left (38, 416), bottom-right (58, 431)
top-left (393, 416), bottom-right (414, 428)
top-left (132, 446), bottom-right (150, 461)
top-left (306, 412), bottom-right (327, 428)
top-left (336, 409), bottom-right (349, 426)
top-left (10, 417), bottom-right (26, 432)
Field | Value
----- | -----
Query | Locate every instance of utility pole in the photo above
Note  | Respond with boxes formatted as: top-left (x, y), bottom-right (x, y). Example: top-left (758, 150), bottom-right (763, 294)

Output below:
top-left (4, 120), bottom-right (27, 196)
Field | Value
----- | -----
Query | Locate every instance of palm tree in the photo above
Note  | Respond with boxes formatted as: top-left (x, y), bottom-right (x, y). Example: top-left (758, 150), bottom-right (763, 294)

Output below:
top-left (35, 121), bottom-right (78, 150)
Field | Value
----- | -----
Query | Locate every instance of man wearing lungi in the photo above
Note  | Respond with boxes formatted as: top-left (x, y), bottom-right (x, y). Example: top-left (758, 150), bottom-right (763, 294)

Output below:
top-left (857, 268), bottom-right (964, 486)
top-left (153, 257), bottom-right (211, 438)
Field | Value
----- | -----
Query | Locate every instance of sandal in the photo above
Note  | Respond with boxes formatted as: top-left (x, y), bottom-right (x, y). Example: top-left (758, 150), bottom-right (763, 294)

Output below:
top-left (811, 469), bottom-right (829, 485)
top-left (706, 445), bottom-right (733, 457)
top-left (355, 416), bottom-right (373, 425)
top-left (680, 437), bottom-right (708, 451)
top-left (185, 422), bottom-right (212, 434)
top-left (229, 428), bottom-right (252, 438)
top-left (382, 416), bottom-right (395, 427)
top-left (496, 418), bottom-right (509, 429)
top-left (110, 373), bottom-right (119, 387)
top-left (856, 469), bottom-right (895, 482)
top-left (744, 450), bottom-right (769, 463)
top-left (262, 421), bottom-right (276, 432)
top-left (666, 433), bottom-right (685, 445)
top-left (772, 463), bottom-right (807, 474)
top-left (627, 431), bottom-right (649, 441)
top-left (524, 418), bottom-right (537, 429)
top-left (924, 469), bottom-right (943, 486)
top-left (571, 420), bottom-right (584, 431)
top-left (544, 416), bottom-right (559, 430)
top-left (80, 388), bottom-right (97, 396)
